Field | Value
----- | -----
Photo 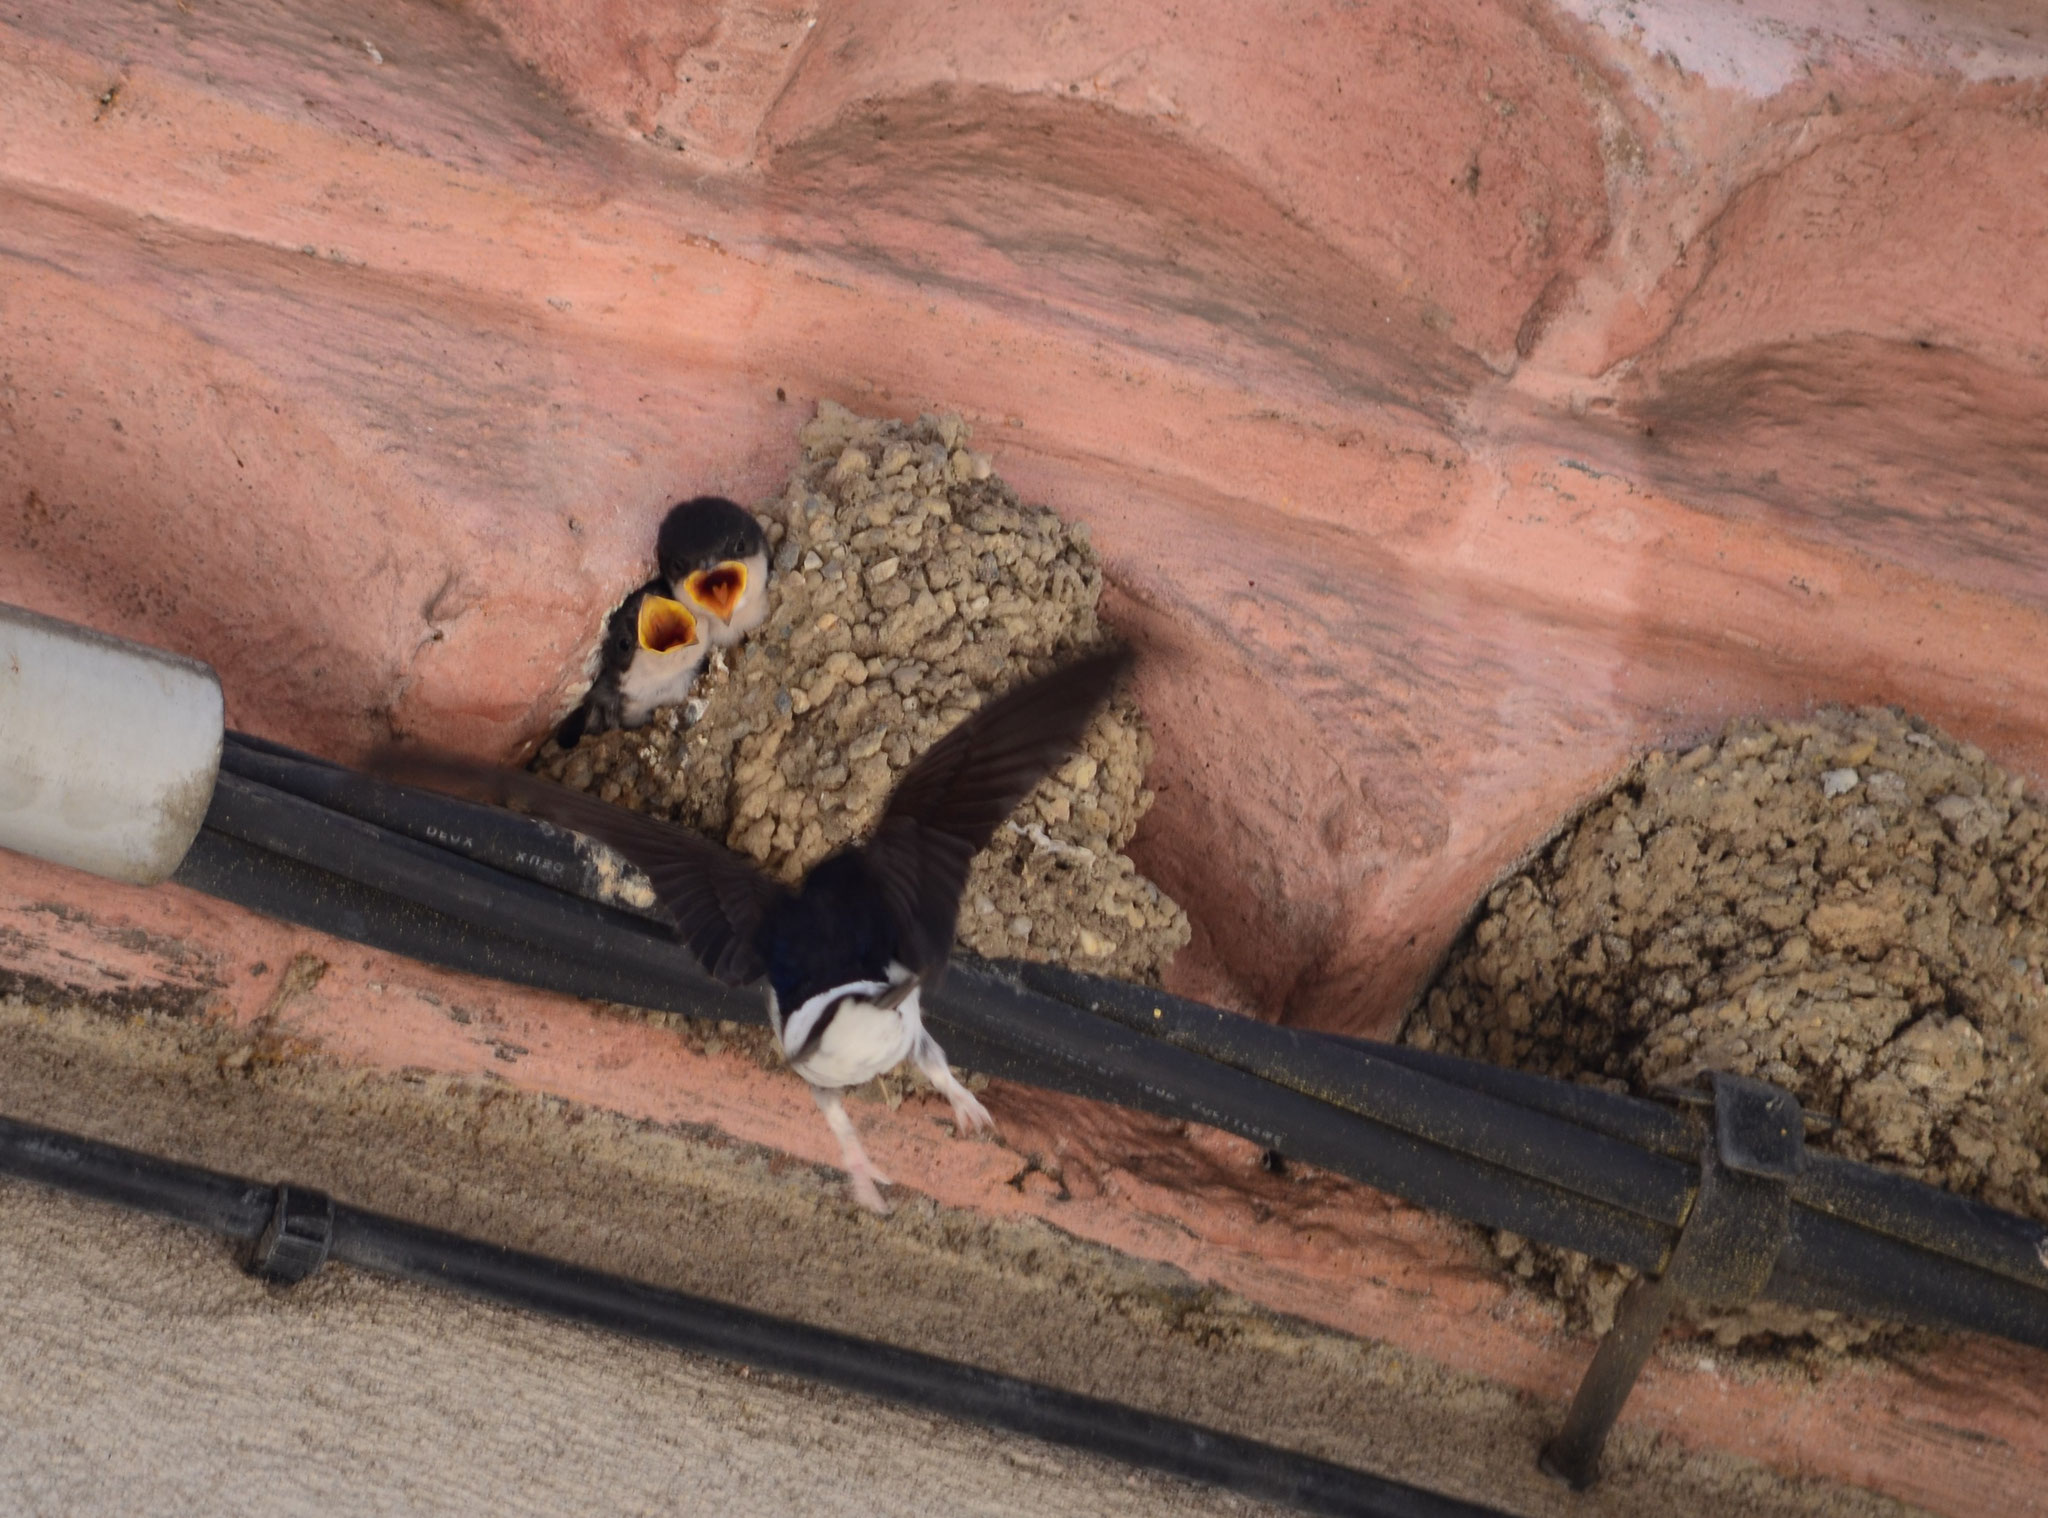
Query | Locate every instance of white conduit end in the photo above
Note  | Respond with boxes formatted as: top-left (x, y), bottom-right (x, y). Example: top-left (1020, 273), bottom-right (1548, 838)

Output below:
top-left (0, 601), bottom-right (224, 885)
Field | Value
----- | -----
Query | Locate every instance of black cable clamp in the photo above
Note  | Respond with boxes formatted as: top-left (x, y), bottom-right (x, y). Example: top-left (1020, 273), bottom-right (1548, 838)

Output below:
top-left (1541, 1072), bottom-right (1806, 1490)
top-left (247, 1183), bottom-right (335, 1285)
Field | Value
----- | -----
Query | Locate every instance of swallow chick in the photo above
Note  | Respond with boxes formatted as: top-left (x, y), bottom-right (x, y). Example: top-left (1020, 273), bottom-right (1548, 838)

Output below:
top-left (555, 578), bottom-right (706, 750)
top-left (657, 496), bottom-right (770, 649)
top-left (386, 647), bottom-right (1130, 1214)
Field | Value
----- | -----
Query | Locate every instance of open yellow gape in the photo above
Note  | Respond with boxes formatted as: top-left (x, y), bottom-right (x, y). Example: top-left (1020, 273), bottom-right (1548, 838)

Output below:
top-left (685, 562), bottom-right (748, 623)
top-left (636, 595), bottom-right (699, 653)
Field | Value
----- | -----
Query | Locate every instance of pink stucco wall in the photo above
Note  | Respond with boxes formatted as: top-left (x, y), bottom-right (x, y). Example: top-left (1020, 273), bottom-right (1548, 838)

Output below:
top-left (6, 0), bottom-right (2047, 1032)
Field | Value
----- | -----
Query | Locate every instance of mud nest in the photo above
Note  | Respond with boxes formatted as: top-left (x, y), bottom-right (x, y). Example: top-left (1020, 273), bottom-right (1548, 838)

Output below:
top-left (1406, 707), bottom-right (2048, 1349)
top-left (536, 402), bottom-right (1190, 989)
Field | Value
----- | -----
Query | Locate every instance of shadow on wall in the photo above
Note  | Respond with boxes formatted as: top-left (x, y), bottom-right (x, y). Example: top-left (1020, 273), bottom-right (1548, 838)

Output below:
top-left (1625, 337), bottom-right (2048, 612)
top-left (756, 85), bottom-right (1487, 415)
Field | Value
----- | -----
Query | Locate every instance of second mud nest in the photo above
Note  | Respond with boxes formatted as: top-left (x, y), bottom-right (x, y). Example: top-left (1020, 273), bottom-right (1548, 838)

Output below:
top-left (538, 402), bottom-right (1190, 988)
top-left (1407, 706), bottom-right (2048, 1347)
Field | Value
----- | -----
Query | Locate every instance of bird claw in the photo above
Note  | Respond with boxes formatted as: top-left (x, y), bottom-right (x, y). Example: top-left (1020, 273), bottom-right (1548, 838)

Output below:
top-left (848, 1167), bottom-right (892, 1216)
top-left (948, 1087), bottom-right (994, 1137)
top-left (912, 1036), bottom-right (994, 1139)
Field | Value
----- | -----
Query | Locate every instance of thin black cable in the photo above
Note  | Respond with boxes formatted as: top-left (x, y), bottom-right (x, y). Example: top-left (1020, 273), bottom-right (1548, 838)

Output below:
top-left (0, 1115), bottom-right (1507, 1518)
top-left (221, 735), bottom-right (612, 903)
top-left (175, 827), bottom-right (761, 1025)
top-left (205, 771), bottom-right (722, 996)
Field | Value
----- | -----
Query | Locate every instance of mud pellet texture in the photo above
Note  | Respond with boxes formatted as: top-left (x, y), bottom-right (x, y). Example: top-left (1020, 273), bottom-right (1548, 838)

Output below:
top-left (1407, 706), bottom-right (2048, 1347)
top-left (538, 402), bottom-right (1190, 986)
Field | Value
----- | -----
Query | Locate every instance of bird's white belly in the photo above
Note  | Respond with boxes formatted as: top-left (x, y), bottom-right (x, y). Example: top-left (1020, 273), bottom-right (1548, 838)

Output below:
top-left (616, 648), bottom-right (701, 724)
top-left (797, 999), bottom-right (917, 1089)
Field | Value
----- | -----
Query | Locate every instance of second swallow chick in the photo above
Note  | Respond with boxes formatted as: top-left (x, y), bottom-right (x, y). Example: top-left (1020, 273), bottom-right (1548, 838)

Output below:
top-left (555, 578), bottom-right (705, 750)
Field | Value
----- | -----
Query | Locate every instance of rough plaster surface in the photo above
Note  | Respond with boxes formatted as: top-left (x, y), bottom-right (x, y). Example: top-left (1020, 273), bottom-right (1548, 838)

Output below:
top-left (1560, 0), bottom-right (2048, 93)
top-left (0, 1184), bottom-right (1280, 1518)
top-left (1, 863), bottom-right (2041, 1515)
top-left (0, 992), bottom-right (1915, 1518)
top-left (3, 0), bottom-right (2047, 1504)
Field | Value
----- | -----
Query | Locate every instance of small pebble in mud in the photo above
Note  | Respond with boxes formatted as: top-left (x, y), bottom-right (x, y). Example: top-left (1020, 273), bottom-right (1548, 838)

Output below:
top-left (536, 402), bottom-right (1190, 987)
top-left (1409, 706), bottom-right (2048, 1350)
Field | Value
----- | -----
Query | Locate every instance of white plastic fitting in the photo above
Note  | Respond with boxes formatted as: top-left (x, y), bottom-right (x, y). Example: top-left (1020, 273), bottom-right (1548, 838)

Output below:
top-left (0, 601), bottom-right (223, 885)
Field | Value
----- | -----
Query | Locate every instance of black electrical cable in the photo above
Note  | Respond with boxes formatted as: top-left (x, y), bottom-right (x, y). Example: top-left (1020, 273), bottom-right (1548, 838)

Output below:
top-left (931, 960), bottom-right (1678, 1270)
top-left (0, 1115), bottom-right (1507, 1518)
top-left (207, 740), bottom-right (1146, 1103)
top-left (206, 771), bottom-right (730, 999)
top-left (1080, 970), bottom-right (1705, 1160)
top-left (0, 1116), bottom-right (276, 1238)
top-left (1016, 964), bottom-right (2048, 1308)
top-left (179, 769), bottom-right (1686, 1271)
top-left (216, 746), bottom-right (1689, 1248)
top-left (205, 745), bottom-right (1679, 1248)
top-left (175, 824), bottom-right (758, 1025)
top-left (1763, 1206), bottom-right (2048, 1344)
top-left (208, 739), bottom-right (1703, 1225)
top-left (1012, 961), bottom-right (1698, 1226)
top-left (170, 737), bottom-right (2048, 1354)
top-left (1791, 1150), bottom-right (2048, 1292)
top-left (221, 734), bottom-right (616, 903)
top-left (1341, 1041), bottom-right (1699, 1158)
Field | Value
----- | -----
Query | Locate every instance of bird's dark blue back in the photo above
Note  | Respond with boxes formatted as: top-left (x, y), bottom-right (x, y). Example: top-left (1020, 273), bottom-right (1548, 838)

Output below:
top-left (756, 850), bottom-right (901, 1008)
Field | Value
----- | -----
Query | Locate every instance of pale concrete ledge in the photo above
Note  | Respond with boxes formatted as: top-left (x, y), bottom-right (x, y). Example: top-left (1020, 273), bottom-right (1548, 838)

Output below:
top-left (0, 978), bottom-right (1926, 1518)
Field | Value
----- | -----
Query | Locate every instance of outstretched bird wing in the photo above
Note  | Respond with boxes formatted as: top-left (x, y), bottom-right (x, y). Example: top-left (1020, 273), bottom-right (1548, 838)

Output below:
top-left (371, 751), bottom-right (784, 986)
top-left (860, 647), bottom-right (1131, 978)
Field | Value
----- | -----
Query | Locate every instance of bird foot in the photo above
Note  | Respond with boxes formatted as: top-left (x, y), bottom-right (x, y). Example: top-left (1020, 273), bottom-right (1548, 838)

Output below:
top-left (912, 1034), bottom-right (995, 1139)
top-left (813, 1084), bottom-right (893, 1215)
top-left (847, 1164), bottom-right (892, 1216)
top-left (947, 1087), bottom-right (994, 1137)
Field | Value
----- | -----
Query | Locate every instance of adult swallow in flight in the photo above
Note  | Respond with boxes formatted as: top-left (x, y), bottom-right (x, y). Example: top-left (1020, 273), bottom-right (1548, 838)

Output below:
top-left (387, 648), bottom-right (1130, 1213)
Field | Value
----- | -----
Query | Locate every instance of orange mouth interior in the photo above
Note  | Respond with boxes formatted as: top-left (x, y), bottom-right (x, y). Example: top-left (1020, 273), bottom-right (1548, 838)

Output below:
top-left (685, 561), bottom-right (748, 622)
top-left (636, 595), bottom-right (699, 653)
